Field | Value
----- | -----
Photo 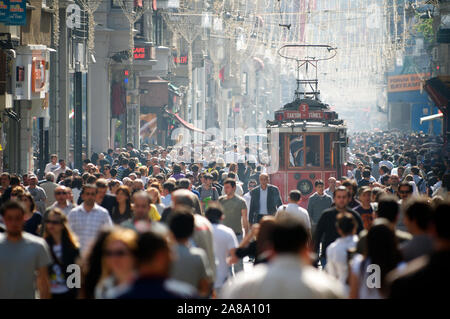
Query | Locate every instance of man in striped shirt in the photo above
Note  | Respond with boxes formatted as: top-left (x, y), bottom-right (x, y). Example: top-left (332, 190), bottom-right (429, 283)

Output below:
top-left (68, 184), bottom-right (113, 254)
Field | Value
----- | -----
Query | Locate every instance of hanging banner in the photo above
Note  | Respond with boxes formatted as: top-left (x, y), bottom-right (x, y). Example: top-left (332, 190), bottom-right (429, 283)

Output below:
top-left (0, 0), bottom-right (8, 23)
top-left (7, 0), bottom-right (27, 26)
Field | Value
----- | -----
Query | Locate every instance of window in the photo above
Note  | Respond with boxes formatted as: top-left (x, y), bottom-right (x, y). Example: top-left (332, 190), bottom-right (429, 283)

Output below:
top-left (288, 134), bottom-right (322, 168)
top-left (324, 133), bottom-right (332, 168)
top-left (289, 134), bottom-right (304, 167)
top-left (111, 0), bottom-right (122, 9)
top-left (305, 135), bottom-right (321, 167)
top-left (134, 15), bottom-right (144, 38)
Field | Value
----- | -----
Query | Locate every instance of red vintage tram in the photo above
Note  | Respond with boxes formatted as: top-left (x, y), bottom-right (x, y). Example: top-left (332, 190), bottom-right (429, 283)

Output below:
top-left (266, 45), bottom-right (348, 208)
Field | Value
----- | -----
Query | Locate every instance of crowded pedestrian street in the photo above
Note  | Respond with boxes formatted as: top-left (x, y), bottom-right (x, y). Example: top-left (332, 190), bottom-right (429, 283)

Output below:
top-left (0, 0), bottom-right (449, 308)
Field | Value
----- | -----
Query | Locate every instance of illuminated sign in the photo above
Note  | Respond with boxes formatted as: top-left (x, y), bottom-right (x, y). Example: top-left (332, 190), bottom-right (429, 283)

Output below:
top-left (173, 55), bottom-right (188, 65)
top-left (133, 46), bottom-right (150, 60)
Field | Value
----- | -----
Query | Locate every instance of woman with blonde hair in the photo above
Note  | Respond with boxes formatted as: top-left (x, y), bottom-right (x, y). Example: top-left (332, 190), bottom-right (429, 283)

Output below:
top-left (147, 187), bottom-right (165, 216)
top-left (10, 185), bottom-right (26, 200)
top-left (43, 208), bottom-right (80, 299)
top-left (94, 227), bottom-right (138, 299)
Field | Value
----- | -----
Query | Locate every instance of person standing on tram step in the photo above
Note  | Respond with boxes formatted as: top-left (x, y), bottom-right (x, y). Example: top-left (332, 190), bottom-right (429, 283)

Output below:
top-left (248, 174), bottom-right (283, 225)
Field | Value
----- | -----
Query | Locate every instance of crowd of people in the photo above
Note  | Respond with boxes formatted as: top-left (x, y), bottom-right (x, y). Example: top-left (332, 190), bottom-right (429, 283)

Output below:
top-left (0, 133), bottom-right (449, 299)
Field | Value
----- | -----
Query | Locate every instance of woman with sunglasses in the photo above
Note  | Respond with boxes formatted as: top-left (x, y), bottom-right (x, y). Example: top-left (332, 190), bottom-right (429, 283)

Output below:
top-left (43, 208), bottom-right (80, 299)
top-left (94, 227), bottom-right (138, 299)
top-left (21, 192), bottom-right (43, 236)
top-left (110, 186), bottom-right (133, 225)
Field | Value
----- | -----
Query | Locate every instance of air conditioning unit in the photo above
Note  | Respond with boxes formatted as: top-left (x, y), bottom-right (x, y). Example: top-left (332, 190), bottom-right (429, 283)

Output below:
top-left (0, 93), bottom-right (13, 111)
top-left (432, 46), bottom-right (439, 62)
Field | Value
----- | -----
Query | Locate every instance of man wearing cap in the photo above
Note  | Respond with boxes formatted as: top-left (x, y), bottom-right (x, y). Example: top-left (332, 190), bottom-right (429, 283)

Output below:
top-left (26, 174), bottom-right (47, 214)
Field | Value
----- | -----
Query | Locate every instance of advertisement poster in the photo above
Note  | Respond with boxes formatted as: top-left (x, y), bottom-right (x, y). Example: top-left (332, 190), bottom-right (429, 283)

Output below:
top-left (7, 0), bottom-right (27, 26)
top-left (0, 0), bottom-right (8, 23)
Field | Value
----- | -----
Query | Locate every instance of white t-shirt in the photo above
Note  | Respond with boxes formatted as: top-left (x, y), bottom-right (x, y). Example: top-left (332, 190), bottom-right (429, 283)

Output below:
top-left (45, 162), bottom-right (60, 174)
top-left (350, 255), bottom-right (406, 299)
top-left (211, 223), bottom-right (238, 289)
top-left (276, 203), bottom-right (311, 229)
top-left (50, 244), bottom-right (69, 294)
top-left (243, 192), bottom-right (251, 221)
top-left (325, 235), bottom-right (358, 296)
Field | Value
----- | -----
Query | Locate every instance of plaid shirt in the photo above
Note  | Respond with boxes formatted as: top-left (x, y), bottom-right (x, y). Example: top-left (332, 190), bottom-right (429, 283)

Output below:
top-left (68, 203), bottom-right (113, 253)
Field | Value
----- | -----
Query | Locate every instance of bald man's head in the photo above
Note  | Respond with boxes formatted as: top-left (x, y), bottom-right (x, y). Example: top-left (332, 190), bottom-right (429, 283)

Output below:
top-left (172, 189), bottom-right (202, 215)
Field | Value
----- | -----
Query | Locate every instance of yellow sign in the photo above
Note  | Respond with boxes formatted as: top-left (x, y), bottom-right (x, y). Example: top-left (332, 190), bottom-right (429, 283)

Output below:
top-left (388, 73), bottom-right (430, 93)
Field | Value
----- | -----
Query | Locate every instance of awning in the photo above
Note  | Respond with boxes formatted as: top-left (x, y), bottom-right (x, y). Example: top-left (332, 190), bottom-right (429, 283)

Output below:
top-left (420, 113), bottom-right (443, 124)
top-left (424, 77), bottom-right (450, 114)
top-left (165, 110), bottom-right (207, 134)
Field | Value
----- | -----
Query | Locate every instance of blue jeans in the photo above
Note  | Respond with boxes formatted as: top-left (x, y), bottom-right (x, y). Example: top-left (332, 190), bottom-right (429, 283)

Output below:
top-left (230, 234), bottom-right (244, 276)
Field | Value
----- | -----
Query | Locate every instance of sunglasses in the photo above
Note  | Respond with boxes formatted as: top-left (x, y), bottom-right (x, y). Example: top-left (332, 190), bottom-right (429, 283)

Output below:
top-left (104, 249), bottom-right (129, 257)
top-left (398, 190), bottom-right (411, 194)
top-left (46, 220), bottom-right (62, 225)
top-left (55, 192), bottom-right (67, 195)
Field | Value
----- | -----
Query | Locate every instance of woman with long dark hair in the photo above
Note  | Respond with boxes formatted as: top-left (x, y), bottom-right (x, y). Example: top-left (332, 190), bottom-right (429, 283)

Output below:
top-left (43, 208), bottom-right (80, 299)
top-left (79, 228), bottom-right (113, 299)
top-left (20, 192), bottom-right (42, 236)
top-left (110, 186), bottom-right (133, 224)
top-left (349, 223), bottom-right (404, 299)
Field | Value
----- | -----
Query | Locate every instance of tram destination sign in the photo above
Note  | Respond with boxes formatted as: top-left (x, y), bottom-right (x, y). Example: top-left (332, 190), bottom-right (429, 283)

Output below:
top-left (284, 110), bottom-right (324, 120)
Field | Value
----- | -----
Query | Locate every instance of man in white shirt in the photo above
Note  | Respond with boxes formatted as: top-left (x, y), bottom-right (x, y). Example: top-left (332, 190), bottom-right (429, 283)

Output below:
top-left (68, 184), bottom-right (113, 254)
top-left (205, 204), bottom-right (238, 294)
top-left (275, 190), bottom-right (311, 234)
top-left (53, 159), bottom-right (68, 180)
top-left (44, 154), bottom-right (60, 174)
top-left (243, 179), bottom-right (258, 221)
top-left (325, 212), bottom-right (358, 296)
top-left (220, 217), bottom-right (344, 299)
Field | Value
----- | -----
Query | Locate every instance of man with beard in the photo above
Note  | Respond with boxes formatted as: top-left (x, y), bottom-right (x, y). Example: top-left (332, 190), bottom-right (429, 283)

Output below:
top-left (386, 174), bottom-right (400, 197)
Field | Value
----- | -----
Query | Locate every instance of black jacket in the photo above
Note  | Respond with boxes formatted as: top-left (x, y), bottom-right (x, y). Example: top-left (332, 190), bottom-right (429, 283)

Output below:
top-left (248, 185), bottom-right (283, 224)
top-left (388, 250), bottom-right (450, 299)
top-left (100, 194), bottom-right (117, 216)
top-left (313, 206), bottom-right (364, 256)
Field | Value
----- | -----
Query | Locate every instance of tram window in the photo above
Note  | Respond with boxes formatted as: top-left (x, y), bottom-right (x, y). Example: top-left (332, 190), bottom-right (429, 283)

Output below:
top-left (289, 134), bottom-right (304, 167)
top-left (305, 135), bottom-right (321, 167)
top-left (324, 133), bottom-right (332, 168)
top-left (279, 134), bottom-right (285, 169)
